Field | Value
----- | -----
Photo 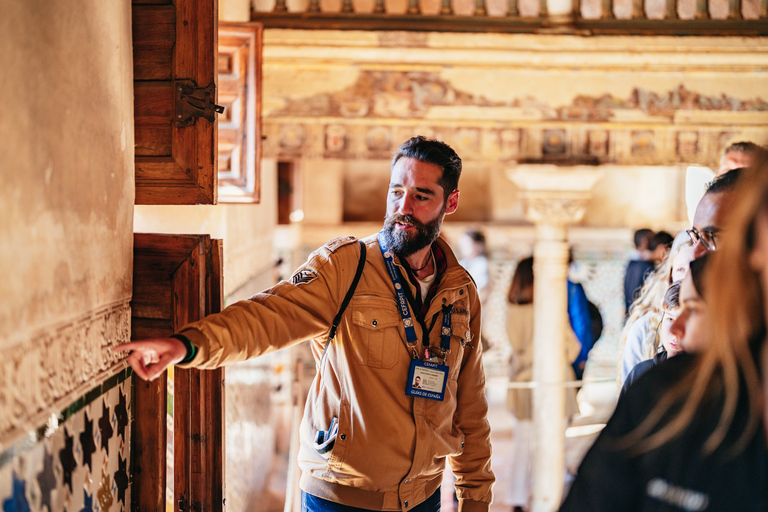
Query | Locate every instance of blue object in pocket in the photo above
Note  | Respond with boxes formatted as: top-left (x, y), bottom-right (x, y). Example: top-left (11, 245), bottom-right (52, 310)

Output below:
top-left (314, 417), bottom-right (339, 454)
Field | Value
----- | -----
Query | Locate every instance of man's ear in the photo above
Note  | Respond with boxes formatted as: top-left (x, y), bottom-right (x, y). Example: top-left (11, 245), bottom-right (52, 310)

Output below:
top-left (445, 190), bottom-right (460, 215)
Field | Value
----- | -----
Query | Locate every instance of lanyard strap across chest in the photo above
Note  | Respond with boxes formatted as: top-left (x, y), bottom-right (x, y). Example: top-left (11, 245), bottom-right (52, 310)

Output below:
top-left (378, 232), bottom-right (420, 347)
top-left (378, 232), bottom-right (453, 359)
top-left (439, 304), bottom-right (453, 353)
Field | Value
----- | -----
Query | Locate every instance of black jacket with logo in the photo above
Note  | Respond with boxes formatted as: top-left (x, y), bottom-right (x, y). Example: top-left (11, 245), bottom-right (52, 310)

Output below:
top-left (561, 354), bottom-right (768, 511)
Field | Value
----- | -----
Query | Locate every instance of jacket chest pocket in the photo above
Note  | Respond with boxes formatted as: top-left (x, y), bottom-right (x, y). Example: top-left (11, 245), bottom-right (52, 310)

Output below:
top-left (350, 297), bottom-right (402, 369)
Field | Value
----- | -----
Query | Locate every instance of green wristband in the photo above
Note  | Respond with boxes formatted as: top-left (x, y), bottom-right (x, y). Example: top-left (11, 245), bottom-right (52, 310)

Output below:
top-left (170, 334), bottom-right (197, 364)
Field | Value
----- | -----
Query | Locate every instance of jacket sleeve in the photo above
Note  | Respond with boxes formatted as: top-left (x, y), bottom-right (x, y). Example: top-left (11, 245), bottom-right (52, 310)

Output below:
top-left (449, 284), bottom-right (495, 512)
top-left (175, 241), bottom-right (360, 370)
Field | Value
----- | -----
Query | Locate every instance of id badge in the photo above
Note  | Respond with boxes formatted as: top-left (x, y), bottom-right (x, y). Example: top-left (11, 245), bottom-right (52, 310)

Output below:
top-left (406, 359), bottom-right (448, 401)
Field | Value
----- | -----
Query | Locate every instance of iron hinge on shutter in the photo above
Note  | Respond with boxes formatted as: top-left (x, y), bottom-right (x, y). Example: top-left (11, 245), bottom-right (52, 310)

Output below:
top-left (174, 80), bottom-right (225, 127)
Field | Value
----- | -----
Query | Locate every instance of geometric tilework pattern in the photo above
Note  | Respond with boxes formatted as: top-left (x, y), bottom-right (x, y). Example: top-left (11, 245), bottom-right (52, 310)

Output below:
top-left (0, 370), bottom-right (131, 512)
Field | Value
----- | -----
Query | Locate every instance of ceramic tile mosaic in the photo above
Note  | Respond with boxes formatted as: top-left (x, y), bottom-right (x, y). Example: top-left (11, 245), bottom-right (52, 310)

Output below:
top-left (0, 369), bottom-right (132, 512)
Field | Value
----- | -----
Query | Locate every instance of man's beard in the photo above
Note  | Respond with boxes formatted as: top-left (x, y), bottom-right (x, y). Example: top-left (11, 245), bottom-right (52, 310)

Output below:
top-left (382, 209), bottom-right (444, 259)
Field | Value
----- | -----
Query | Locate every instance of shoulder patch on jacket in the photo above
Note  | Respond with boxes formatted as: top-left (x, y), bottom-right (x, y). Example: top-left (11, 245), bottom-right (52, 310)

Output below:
top-left (291, 268), bottom-right (318, 286)
top-left (325, 236), bottom-right (358, 253)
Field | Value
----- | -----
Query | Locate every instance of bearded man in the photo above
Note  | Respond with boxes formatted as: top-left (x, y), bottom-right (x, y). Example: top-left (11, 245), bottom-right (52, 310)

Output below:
top-left (116, 136), bottom-right (495, 512)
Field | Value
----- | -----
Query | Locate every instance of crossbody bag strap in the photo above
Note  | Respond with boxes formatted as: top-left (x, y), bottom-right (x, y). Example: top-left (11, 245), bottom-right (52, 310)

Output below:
top-left (323, 241), bottom-right (366, 357)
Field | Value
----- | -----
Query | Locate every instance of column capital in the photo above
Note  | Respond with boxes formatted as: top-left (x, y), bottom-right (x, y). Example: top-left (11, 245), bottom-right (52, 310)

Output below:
top-left (507, 164), bottom-right (603, 225)
top-left (525, 193), bottom-right (591, 224)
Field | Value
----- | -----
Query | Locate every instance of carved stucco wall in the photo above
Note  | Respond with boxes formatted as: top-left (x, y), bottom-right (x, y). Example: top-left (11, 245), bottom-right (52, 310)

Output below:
top-left (0, 0), bottom-right (134, 453)
top-left (261, 30), bottom-right (768, 228)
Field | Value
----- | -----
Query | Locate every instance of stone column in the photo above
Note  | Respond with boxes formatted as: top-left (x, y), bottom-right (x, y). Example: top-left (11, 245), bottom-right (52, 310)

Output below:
top-left (509, 165), bottom-right (602, 512)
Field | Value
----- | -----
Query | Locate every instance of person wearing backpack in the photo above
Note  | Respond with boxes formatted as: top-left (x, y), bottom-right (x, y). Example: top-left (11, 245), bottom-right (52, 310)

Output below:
top-left (115, 136), bottom-right (494, 512)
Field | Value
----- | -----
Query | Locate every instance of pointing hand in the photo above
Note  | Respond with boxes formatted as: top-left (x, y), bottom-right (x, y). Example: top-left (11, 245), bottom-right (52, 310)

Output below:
top-left (112, 338), bottom-right (187, 381)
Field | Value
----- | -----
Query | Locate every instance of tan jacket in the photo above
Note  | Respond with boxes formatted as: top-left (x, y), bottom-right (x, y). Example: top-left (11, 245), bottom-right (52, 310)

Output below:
top-left (178, 234), bottom-right (494, 512)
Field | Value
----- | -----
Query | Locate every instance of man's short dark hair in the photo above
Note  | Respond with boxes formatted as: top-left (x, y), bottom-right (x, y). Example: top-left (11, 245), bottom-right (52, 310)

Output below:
top-left (633, 228), bottom-right (654, 250)
top-left (392, 136), bottom-right (462, 200)
top-left (648, 231), bottom-right (674, 251)
top-left (706, 167), bottom-right (743, 194)
top-left (724, 141), bottom-right (767, 158)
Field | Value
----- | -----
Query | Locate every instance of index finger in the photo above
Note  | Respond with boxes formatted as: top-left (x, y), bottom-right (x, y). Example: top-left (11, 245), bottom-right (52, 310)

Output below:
top-left (112, 341), bottom-right (145, 353)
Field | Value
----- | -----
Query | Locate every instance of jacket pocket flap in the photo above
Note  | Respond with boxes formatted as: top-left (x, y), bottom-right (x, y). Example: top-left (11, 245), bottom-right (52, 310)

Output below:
top-left (351, 299), bottom-right (401, 330)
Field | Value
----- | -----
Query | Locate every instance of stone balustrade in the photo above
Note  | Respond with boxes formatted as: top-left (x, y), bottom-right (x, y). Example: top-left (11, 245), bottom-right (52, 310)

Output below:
top-left (252, 0), bottom-right (767, 33)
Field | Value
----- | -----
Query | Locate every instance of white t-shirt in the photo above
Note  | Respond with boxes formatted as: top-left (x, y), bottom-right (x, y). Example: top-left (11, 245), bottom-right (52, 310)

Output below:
top-left (414, 251), bottom-right (436, 299)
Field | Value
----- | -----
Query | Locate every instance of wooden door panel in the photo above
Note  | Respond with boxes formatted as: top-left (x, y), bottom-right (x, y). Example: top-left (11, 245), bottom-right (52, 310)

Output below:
top-left (132, 378), bottom-right (167, 512)
top-left (174, 237), bottom-right (224, 512)
top-left (131, 233), bottom-right (224, 512)
top-left (133, 0), bottom-right (218, 205)
top-left (132, 4), bottom-right (175, 80)
top-left (134, 82), bottom-right (174, 156)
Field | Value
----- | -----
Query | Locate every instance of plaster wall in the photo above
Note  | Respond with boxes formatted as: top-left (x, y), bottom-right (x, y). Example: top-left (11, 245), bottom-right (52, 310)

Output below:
top-left (0, 0), bottom-right (135, 508)
top-left (0, 0), bottom-right (134, 444)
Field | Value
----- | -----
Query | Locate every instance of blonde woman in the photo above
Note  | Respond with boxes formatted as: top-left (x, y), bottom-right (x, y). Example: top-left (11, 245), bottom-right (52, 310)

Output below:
top-left (560, 160), bottom-right (768, 511)
top-left (618, 238), bottom-right (695, 384)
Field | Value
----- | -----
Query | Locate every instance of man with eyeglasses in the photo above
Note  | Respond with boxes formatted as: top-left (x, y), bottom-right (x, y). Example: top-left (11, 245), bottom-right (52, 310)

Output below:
top-left (688, 168), bottom-right (743, 258)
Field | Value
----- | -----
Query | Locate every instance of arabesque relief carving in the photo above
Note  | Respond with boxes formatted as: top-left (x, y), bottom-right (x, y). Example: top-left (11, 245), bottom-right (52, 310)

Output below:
top-left (0, 300), bottom-right (131, 446)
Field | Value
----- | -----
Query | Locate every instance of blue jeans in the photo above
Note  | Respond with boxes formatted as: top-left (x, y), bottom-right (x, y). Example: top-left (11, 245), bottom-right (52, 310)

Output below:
top-left (301, 487), bottom-right (441, 512)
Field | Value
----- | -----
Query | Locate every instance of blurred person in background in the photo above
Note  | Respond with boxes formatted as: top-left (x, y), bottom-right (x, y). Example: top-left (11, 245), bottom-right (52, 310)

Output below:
top-left (567, 250), bottom-right (596, 381)
top-left (459, 230), bottom-right (492, 352)
top-left (717, 141), bottom-right (768, 176)
top-left (624, 228), bottom-right (655, 314)
top-left (647, 231), bottom-right (674, 263)
top-left (458, 230), bottom-right (490, 304)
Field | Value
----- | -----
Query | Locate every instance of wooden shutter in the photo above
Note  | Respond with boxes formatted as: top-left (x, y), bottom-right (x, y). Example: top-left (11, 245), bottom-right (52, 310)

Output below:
top-left (131, 234), bottom-right (224, 512)
top-left (133, 0), bottom-right (219, 205)
top-left (217, 22), bottom-right (263, 203)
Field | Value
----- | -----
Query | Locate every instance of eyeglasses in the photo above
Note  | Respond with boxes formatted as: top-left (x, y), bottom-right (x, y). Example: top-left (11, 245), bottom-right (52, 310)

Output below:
top-left (686, 227), bottom-right (719, 251)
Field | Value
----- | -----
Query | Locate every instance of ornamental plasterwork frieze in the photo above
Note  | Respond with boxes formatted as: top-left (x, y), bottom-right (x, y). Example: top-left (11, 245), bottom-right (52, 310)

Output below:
top-left (264, 119), bottom-right (764, 167)
top-left (0, 300), bottom-right (131, 448)
top-left (262, 65), bottom-right (768, 166)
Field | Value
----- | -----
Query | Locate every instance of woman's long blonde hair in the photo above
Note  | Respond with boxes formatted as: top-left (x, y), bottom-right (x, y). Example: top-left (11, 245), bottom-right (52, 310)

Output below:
top-left (630, 158), bottom-right (768, 455)
top-left (617, 239), bottom-right (693, 379)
